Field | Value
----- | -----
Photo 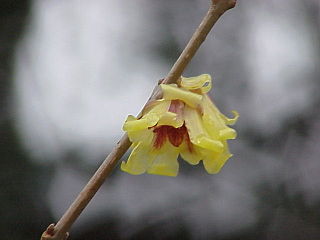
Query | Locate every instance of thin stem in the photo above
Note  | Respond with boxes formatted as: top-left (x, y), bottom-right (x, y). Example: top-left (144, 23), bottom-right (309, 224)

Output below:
top-left (41, 1), bottom-right (236, 239)
top-left (165, 0), bottom-right (236, 84)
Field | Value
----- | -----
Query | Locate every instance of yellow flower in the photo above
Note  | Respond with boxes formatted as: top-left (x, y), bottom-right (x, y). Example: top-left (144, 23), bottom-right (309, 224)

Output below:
top-left (121, 74), bottom-right (239, 176)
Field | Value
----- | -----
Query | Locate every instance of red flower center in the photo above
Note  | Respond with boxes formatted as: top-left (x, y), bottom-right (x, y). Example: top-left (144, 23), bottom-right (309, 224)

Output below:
top-left (152, 100), bottom-right (193, 151)
top-left (153, 125), bottom-right (187, 148)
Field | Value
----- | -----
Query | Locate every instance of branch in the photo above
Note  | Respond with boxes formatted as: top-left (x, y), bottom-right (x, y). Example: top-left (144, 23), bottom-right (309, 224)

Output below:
top-left (40, 1), bottom-right (236, 239)
top-left (165, 0), bottom-right (237, 84)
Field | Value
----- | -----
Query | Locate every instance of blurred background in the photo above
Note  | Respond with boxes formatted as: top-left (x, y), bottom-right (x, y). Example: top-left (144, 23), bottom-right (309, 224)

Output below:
top-left (1, 0), bottom-right (320, 239)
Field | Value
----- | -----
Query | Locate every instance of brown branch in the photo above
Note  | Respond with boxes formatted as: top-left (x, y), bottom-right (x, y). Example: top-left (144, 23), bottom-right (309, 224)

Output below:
top-left (165, 0), bottom-right (237, 84)
top-left (40, 1), bottom-right (236, 239)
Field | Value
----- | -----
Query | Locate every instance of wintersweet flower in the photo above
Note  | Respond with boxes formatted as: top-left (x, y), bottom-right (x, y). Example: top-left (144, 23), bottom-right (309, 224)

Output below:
top-left (121, 74), bottom-right (239, 176)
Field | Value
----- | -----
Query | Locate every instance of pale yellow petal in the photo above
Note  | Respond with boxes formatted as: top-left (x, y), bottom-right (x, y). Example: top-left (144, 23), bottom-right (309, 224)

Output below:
top-left (121, 142), bottom-right (155, 175)
top-left (147, 142), bottom-right (180, 177)
top-left (180, 74), bottom-right (212, 93)
top-left (196, 136), bottom-right (223, 152)
top-left (143, 99), bottom-right (171, 116)
top-left (219, 110), bottom-right (239, 125)
top-left (184, 105), bottom-right (223, 152)
top-left (123, 100), bottom-right (171, 132)
top-left (203, 95), bottom-right (239, 126)
top-left (157, 112), bottom-right (184, 128)
top-left (202, 95), bottom-right (237, 141)
top-left (161, 84), bottom-right (202, 108)
top-left (202, 142), bottom-right (232, 174)
top-left (123, 114), bottom-right (158, 132)
top-left (127, 129), bottom-right (153, 146)
top-left (180, 143), bottom-right (202, 165)
top-left (219, 128), bottom-right (237, 140)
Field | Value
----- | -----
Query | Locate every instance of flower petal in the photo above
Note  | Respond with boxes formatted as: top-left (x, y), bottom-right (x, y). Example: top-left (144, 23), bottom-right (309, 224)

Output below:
top-left (121, 142), bottom-right (156, 175)
top-left (202, 95), bottom-right (237, 140)
top-left (161, 84), bottom-right (202, 108)
top-left (219, 110), bottom-right (239, 125)
top-left (219, 128), bottom-right (237, 140)
top-left (123, 100), bottom-right (171, 132)
top-left (196, 136), bottom-right (224, 152)
top-left (143, 99), bottom-right (171, 116)
top-left (126, 129), bottom-right (153, 146)
top-left (157, 112), bottom-right (184, 128)
top-left (184, 105), bottom-right (223, 152)
top-left (180, 74), bottom-right (212, 93)
top-left (202, 141), bottom-right (232, 174)
top-left (123, 115), bottom-right (158, 132)
top-left (147, 142), bottom-right (180, 176)
top-left (205, 96), bottom-right (239, 126)
top-left (180, 142), bottom-right (202, 165)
